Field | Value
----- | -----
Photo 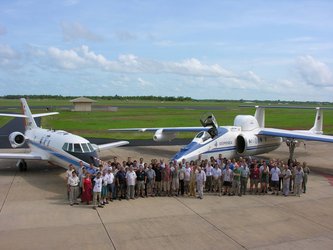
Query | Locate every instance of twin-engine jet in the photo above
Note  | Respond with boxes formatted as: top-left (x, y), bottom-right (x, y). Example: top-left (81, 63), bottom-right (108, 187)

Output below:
top-left (109, 106), bottom-right (333, 162)
top-left (0, 98), bottom-right (129, 171)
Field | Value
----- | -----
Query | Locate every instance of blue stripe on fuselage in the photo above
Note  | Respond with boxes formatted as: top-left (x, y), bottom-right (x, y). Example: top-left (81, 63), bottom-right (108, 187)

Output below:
top-left (29, 140), bottom-right (91, 168)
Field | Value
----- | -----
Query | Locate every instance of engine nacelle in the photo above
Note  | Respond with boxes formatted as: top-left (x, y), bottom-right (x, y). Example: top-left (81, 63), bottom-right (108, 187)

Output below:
top-left (153, 129), bottom-right (177, 142)
top-left (9, 132), bottom-right (26, 148)
top-left (235, 134), bottom-right (257, 156)
top-left (234, 115), bottom-right (259, 131)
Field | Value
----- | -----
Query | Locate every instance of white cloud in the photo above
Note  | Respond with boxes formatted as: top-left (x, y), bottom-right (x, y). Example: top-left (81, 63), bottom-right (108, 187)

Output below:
top-left (0, 44), bottom-right (20, 67)
top-left (61, 22), bottom-right (102, 42)
top-left (137, 77), bottom-right (152, 89)
top-left (296, 55), bottom-right (333, 87)
top-left (48, 47), bottom-right (85, 69)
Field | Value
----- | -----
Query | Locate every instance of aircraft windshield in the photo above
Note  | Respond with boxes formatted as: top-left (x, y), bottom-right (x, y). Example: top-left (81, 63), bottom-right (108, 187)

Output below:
top-left (62, 143), bottom-right (95, 153)
top-left (195, 131), bottom-right (211, 142)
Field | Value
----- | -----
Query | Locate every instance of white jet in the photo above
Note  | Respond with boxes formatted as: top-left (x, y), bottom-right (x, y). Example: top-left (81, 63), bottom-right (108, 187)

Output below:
top-left (109, 106), bottom-right (333, 162)
top-left (0, 98), bottom-right (129, 171)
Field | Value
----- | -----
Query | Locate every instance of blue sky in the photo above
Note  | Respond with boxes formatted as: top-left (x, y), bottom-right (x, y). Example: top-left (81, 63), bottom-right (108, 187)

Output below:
top-left (0, 0), bottom-right (333, 101)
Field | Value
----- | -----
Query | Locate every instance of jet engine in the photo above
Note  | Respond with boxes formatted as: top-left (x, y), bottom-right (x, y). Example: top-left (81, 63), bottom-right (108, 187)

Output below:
top-left (153, 129), bottom-right (177, 142)
top-left (235, 134), bottom-right (255, 155)
top-left (9, 132), bottom-right (26, 148)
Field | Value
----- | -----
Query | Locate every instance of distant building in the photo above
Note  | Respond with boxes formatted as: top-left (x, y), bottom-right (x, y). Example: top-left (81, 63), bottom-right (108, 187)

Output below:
top-left (70, 97), bottom-right (96, 112)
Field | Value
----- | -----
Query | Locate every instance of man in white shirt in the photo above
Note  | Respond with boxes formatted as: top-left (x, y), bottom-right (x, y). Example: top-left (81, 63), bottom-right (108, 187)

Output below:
top-left (68, 170), bottom-right (80, 206)
top-left (92, 172), bottom-right (103, 209)
top-left (126, 166), bottom-right (137, 199)
top-left (65, 164), bottom-right (75, 200)
top-left (106, 168), bottom-right (115, 202)
top-left (196, 167), bottom-right (206, 199)
top-left (270, 164), bottom-right (281, 195)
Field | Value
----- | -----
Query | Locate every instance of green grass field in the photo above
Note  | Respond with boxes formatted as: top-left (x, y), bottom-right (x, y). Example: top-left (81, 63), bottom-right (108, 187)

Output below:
top-left (1, 98), bottom-right (333, 139)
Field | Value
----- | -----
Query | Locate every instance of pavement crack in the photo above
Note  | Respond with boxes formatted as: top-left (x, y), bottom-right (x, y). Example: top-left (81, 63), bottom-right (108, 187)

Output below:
top-left (96, 209), bottom-right (117, 250)
top-left (0, 171), bottom-right (17, 214)
top-left (174, 197), bottom-right (247, 249)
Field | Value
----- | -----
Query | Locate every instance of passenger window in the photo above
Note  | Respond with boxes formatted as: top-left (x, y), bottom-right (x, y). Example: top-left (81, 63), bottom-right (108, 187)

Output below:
top-left (74, 143), bottom-right (82, 153)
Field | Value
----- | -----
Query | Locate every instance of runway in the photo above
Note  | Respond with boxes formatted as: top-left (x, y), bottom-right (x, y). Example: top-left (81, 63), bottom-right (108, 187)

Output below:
top-left (0, 143), bottom-right (333, 250)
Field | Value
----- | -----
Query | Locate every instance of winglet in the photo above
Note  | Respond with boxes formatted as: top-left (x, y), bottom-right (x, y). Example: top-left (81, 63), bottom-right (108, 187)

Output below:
top-left (254, 106), bottom-right (265, 128)
top-left (309, 107), bottom-right (323, 134)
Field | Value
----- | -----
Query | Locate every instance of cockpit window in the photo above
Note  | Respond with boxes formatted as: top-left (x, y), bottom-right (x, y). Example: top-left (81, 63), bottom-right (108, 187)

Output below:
top-left (196, 132), bottom-right (204, 138)
top-left (81, 143), bottom-right (90, 153)
top-left (195, 131), bottom-right (211, 142)
top-left (74, 143), bottom-right (82, 153)
top-left (87, 143), bottom-right (94, 152)
top-left (68, 143), bottom-right (73, 152)
top-left (62, 143), bottom-right (68, 151)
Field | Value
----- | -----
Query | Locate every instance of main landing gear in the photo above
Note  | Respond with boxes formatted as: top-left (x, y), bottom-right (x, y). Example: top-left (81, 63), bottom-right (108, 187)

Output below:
top-left (16, 159), bottom-right (27, 172)
top-left (286, 139), bottom-right (297, 162)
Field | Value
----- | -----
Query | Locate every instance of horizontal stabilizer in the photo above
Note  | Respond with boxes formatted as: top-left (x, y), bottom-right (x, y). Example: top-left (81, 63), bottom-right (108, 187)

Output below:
top-left (0, 112), bottom-right (59, 118)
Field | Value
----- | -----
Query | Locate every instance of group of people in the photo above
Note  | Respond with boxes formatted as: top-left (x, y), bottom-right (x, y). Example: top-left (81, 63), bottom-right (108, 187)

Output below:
top-left (66, 154), bottom-right (310, 209)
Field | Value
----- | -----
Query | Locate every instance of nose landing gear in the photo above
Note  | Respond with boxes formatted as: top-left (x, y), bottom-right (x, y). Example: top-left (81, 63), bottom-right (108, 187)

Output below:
top-left (16, 159), bottom-right (27, 171)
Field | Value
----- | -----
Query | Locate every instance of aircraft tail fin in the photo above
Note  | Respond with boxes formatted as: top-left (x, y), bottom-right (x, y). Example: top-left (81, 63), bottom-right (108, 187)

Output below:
top-left (254, 106), bottom-right (265, 128)
top-left (309, 108), bottom-right (323, 134)
top-left (0, 98), bottom-right (58, 130)
top-left (20, 98), bottom-right (38, 129)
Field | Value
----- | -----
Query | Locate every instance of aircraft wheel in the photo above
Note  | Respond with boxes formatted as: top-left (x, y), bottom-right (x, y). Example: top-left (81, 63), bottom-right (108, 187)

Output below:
top-left (22, 160), bottom-right (27, 171)
top-left (17, 160), bottom-right (27, 172)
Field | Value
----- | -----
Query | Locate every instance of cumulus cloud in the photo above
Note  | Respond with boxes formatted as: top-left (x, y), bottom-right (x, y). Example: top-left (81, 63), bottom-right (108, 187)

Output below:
top-left (0, 44), bottom-right (20, 67)
top-left (296, 55), bottom-right (333, 87)
top-left (61, 22), bottom-right (102, 42)
top-left (48, 47), bottom-right (85, 69)
top-left (42, 45), bottom-right (236, 78)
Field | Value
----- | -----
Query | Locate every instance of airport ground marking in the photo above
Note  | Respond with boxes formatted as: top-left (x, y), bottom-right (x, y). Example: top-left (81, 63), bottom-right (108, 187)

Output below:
top-left (173, 196), bottom-right (247, 249)
top-left (95, 208), bottom-right (117, 250)
top-left (0, 170), bottom-right (17, 214)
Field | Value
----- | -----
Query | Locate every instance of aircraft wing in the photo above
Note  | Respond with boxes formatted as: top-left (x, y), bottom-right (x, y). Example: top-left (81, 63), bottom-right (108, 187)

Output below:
top-left (95, 141), bottom-right (129, 151)
top-left (108, 127), bottom-right (209, 132)
top-left (258, 128), bottom-right (333, 143)
top-left (0, 152), bottom-right (44, 160)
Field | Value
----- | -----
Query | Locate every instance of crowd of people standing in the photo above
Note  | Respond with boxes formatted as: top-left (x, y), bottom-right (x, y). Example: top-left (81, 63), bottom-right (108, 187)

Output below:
top-left (66, 154), bottom-right (310, 209)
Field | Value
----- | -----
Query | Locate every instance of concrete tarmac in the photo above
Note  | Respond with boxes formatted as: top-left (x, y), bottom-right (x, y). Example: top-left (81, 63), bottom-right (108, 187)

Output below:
top-left (0, 142), bottom-right (333, 250)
